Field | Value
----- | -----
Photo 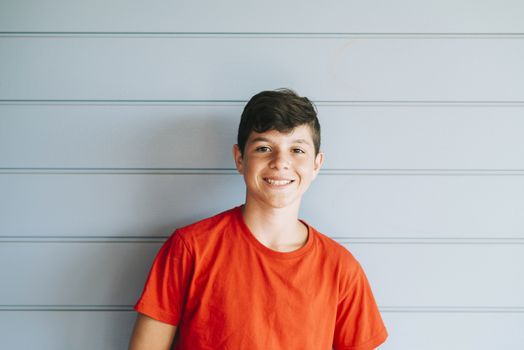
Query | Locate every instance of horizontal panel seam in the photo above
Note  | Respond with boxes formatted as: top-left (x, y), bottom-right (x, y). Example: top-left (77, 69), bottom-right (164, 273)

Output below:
top-left (2, 100), bottom-right (524, 106)
top-left (2, 168), bottom-right (524, 176)
top-left (0, 305), bottom-right (523, 313)
top-left (380, 306), bottom-right (524, 313)
top-left (1, 237), bottom-right (523, 244)
top-left (0, 305), bottom-right (134, 311)
top-left (1, 32), bottom-right (524, 38)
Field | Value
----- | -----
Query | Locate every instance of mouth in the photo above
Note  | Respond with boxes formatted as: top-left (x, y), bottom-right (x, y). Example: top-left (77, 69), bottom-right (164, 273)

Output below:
top-left (263, 177), bottom-right (295, 186)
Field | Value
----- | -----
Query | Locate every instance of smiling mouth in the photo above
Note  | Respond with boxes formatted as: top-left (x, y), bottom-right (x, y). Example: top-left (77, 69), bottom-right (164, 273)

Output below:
top-left (264, 178), bottom-right (295, 186)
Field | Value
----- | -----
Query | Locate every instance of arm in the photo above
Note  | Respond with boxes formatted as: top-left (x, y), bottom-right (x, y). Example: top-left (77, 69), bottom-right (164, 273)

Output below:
top-left (128, 313), bottom-right (177, 350)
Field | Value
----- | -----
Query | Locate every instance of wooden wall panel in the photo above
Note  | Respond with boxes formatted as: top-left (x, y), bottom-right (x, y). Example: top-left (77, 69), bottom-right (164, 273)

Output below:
top-left (0, 242), bottom-right (158, 305)
top-left (381, 312), bottom-right (524, 349)
top-left (1, 0), bottom-right (522, 32)
top-left (2, 174), bottom-right (522, 238)
top-left (350, 243), bottom-right (524, 308)
top-left (303, 175), bottom-right (524, 238)
top-left (1, 242), bottom-right (522, 307)
top-left (2, 103), bottom-right (524, 169)
top-left (0, 174), bottom-right (244, 237)
top-left (1, 36), bottom-right (523, 101)
top-left (0, 311), bottom-right (135, 349)
top-left (0, 311), bottom-right (522, 349)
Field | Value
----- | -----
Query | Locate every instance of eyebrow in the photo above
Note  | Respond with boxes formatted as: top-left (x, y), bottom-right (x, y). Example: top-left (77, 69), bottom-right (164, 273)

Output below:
top-left (249, 137), bottom-right (312, 145)
top-left (250, 137), bottom-right (271, 143)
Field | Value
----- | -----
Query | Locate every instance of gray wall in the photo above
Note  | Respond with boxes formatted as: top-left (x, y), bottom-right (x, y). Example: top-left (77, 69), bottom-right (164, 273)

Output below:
top-left (1, 1), bottom-right (524, 348)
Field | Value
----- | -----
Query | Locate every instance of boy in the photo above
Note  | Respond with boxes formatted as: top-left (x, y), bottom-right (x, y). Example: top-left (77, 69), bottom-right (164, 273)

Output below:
top-left (129, 89), bottom-right (387, 349)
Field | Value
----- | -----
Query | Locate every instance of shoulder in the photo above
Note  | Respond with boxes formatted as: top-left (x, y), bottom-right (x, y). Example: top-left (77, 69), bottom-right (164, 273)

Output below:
top-left (311, 226), bottom-right (357, 260)
top-left (166, 206), bottom-right (241, 252)
top-left (308, 225), bottom-right (376, 302)
top-left (308, 224), bottom-right (363, 276)
top-left (176, 206), bottom-right (238, 236)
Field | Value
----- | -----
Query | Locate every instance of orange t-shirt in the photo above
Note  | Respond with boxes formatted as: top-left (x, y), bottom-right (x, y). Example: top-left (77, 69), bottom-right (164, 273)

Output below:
top-left (134, 206), bottom-right (387, 350)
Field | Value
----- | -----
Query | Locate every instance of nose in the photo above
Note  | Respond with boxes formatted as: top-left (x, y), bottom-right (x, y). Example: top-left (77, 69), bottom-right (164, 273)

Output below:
top-left (269, 150), bottom-right (290, 170)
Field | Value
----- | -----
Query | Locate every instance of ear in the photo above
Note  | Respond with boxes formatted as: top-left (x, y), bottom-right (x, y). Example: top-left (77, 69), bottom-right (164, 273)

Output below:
top-left (233, 144), bottom-right (244, 174)
top-left (311, 151), bottom-right (324, 180)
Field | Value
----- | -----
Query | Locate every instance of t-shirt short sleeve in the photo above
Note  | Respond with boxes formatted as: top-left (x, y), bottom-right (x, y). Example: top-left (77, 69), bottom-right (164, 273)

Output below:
top-left (333, 261), bottom-right (388, 350)
top-left (134, 231), bottom-right (194, 326)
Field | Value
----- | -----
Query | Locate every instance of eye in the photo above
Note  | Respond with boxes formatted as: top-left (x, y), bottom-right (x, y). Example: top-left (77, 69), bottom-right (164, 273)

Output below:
top-left (255, 146), bottom-right (271, 152)
top-left (292, 148), bottom-right (305, 154)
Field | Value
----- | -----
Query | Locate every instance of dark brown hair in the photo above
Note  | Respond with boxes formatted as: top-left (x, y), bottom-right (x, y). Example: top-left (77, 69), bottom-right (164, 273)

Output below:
top-left (237, 88), bottom-right (321, 155)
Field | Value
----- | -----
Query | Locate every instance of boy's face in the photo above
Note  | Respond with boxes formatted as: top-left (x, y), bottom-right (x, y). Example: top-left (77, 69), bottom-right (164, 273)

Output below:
top-left (233, 124), bottom-right (324, 211)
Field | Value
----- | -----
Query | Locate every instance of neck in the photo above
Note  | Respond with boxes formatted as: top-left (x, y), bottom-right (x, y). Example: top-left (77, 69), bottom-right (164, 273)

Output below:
top-left (241, 199), bottom-right (307, 252)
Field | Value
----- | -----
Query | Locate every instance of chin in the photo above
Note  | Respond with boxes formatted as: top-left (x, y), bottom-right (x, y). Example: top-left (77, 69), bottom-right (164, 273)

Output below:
top-left (246, 190), bottom-right (302, 210)
top-left (263, 196), bottom-right (300, 210)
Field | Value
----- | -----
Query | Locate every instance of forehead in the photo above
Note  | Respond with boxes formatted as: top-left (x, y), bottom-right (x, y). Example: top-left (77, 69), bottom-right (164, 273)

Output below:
top-left (247, 124), bottom-right (315, 144)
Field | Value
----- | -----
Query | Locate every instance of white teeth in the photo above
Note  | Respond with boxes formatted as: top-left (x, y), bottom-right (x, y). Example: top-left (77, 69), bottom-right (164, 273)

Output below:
top-left (265, 178), bottom-right (292, 186)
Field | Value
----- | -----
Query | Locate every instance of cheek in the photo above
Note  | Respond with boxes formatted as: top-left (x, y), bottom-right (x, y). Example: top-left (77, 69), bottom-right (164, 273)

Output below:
top-left (299, 164), bottom-right (319, 180)
top-left (243, 161), bottom-right (260, 178)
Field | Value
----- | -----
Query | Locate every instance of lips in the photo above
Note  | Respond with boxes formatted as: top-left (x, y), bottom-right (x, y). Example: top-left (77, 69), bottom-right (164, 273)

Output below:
top-left (263, 177), bottom-right (295, 186)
